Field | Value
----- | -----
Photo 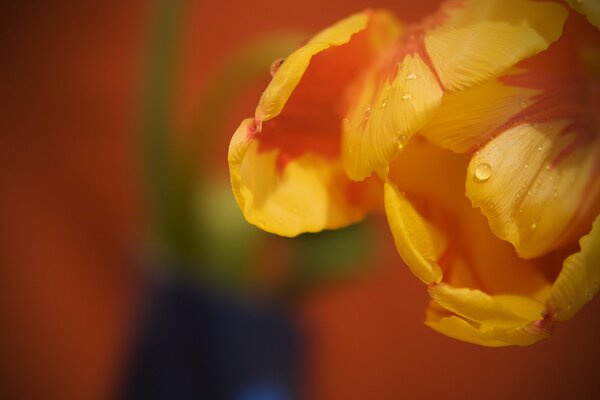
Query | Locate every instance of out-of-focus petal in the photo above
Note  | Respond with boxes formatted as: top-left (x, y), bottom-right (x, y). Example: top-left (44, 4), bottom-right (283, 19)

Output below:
top-left (547, 214), bottom-right (600, 321)
top-left (425, 0), bottom-right (568, 91)
top-left (229, 11), bottom-right (400, 236)
top-left (568, 0), bottom-right (600, 30)
top-left (384, 182), bottom-right (444, 284)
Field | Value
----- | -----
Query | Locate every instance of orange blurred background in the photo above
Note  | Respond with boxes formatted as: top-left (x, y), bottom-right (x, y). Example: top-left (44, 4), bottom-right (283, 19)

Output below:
top-left (1, 1), bottom-right (600, 399)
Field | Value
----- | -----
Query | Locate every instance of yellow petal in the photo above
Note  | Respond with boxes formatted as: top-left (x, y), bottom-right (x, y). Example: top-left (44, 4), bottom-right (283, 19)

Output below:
top-left (568, 0), bottom-right (600, 30)
top-left (466, 120), bottom-right (600, 259)
top-left (383, 181), bottom-right (444, 284)
top-left (342, 53), bottom-right (443, 180)
top-left (420, 68), bottom-right (540, 152)
top-left (547, 214), bottom-right (600, 321)
top-left (257, 11), bottom-right (400, 121)
top-left (229, 119), bottom-right (378, 236)
top-left (256, 12), bottom-right (368, 121)
top-left (426, 303), bottom-right (551, 347)
top-left (229, 11), bottom-right (400, 236)
top-left (429, 283), bottom-right (544, 326)
top-left (425, 0), bottom-right (568, 91)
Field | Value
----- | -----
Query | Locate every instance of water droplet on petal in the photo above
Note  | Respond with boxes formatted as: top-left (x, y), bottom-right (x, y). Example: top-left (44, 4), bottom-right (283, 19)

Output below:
top-left (402, 93), bottom-right (412, 101)
top-left (473, 163), bottom-right (492, 183)
top-left (537, 145), bottom-right (543, 151)
top-left (524, 163), bottom-right (529, 169)
top-left (397, 134), bottom-right (409, 150)
top-left (380, 98), bottom-right (388, 108)
top-left (407, 73), bottom-right (417, 80)
top-left (364, 106), bottom-right (372, 119)
top-left (531, 222), bottom-right (537, 230)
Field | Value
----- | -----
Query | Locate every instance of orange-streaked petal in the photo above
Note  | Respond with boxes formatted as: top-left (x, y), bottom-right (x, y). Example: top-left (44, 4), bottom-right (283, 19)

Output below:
top-left (420, 68), bottom-right (540, 152)
top-left (342, 53), bottom-right (443, 180)
top-left (460, 18), bottom-right (600, 258)
top-left (466, 120), bottom-right (600, 258)
top-left (547, 213), bottom-right (600, 321)
top-left (256, 11), bottom-right (397, 120)
top-left (568, 0), bottom-right (600, 30)
top-left (341, 0), bottom-right (567, 181)
top-left (229, 119), bottom-right (380, 236)
top-left (425, 0), bottom-right (568, 91)
top-left (229, 11), bottom-right (400, 236)
top-left (384, 181), bottom-right (444, 284)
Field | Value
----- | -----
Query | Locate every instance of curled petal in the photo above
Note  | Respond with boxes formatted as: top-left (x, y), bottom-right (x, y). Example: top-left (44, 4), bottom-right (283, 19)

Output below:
top-left (229, 11), bottom-right (399, 236)
top-left (466, 121), bottom-right (600, 258)
top-left (257, 12), bottom-right (378, 120)
top-left (229, 119), bottom-right (380, 236)
top-left (547, 214), bottom-right (600, 321)
top-left (384, 182), bottom-right (444, 284)
top-left (343, 54), bottom-right (443, 181)
top-left (426, 298), bottom-right (551, 347)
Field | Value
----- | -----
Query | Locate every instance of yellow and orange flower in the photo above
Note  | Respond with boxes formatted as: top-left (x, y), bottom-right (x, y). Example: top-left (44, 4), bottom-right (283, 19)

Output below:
top-left (228, 0), bottom-right (600, 346)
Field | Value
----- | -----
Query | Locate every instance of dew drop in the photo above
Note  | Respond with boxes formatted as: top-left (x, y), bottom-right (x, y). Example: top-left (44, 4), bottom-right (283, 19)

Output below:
top-left (407, 73), bottom-right (417, 80)
top-left (402, 93), bottom-right (412, 101)
top-left (537, 145), bottom-right (543, 151)
top-left (364, 106), bottom-right (372, 119)
top-left (531, 222), bottom-right (537, 230)
top-left (380, 98), bottom-right (388, 108)
top-left (473, 163), bottom-right (492, 183)
top-left (524, 163), bottom-right (529, 169)
top-left (397, 134), bottom-right (409, 150)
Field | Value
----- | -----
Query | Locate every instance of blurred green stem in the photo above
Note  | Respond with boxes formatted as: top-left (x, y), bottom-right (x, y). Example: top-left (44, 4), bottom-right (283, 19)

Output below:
top-left (141, 0), bottom-right (185, 265)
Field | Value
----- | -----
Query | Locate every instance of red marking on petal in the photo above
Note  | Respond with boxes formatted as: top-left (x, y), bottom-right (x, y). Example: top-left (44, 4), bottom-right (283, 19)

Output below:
top-left (255, 14), bottom-right (386, 173)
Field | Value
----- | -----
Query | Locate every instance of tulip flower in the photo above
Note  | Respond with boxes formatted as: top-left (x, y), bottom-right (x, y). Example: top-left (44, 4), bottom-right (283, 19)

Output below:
top-left (228, 0), bottom-right (600, 346)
